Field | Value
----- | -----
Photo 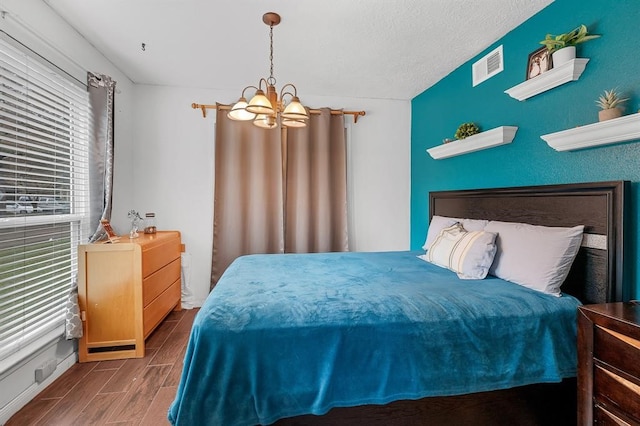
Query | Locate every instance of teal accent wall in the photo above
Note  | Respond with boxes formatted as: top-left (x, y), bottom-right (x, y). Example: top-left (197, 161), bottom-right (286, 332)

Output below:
top-left (411, 0), bottom-right (640, 299)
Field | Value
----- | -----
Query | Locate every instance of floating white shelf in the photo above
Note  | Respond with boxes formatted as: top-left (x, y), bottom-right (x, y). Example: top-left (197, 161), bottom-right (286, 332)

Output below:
top-left (427, 126), bottom-right (518, 160)
top-left (504, 58), bottom-right (589, 101)
top-left (541, 112), bottom-right (640, 152)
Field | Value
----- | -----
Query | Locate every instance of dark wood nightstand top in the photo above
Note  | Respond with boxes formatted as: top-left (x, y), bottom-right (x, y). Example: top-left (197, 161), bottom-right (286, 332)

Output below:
top-left (579, 302), bottom-right (640, 327)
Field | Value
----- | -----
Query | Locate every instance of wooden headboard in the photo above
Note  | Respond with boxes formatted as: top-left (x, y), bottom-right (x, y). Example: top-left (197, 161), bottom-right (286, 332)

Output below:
top-left (429, 181), bottom-right (628, 304)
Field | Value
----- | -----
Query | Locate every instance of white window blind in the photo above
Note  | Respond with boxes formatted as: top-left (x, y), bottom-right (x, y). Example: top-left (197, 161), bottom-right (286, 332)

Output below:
top-left (0, 36), bottom-right (90, 368)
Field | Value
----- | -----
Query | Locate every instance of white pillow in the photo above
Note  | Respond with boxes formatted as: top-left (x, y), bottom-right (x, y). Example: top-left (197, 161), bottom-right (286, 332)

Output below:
top-left (423, 216), bottom-right (458, 250)
top-left (484, 221), bottom-right (584, 296)
top-left (419, 223), bottom-right (498, 279)
top-left (423, 216), bottom-right (489, 250)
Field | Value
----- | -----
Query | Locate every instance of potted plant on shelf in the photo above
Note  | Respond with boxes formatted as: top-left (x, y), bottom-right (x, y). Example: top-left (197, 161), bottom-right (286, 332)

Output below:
top-left (539, 24), bottom-right (600, 66)
top-left (454, 122), bottom-right (480, 140)
top-left (596, 88), bottom-right (628, 122)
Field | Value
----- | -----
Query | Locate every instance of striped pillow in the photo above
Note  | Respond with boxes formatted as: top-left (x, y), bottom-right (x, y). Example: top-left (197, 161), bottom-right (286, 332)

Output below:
top-left (425, 223), bottom-right (498, 279)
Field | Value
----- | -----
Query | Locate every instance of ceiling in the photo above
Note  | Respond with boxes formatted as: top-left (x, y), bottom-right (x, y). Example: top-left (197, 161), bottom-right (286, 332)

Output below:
top-left (43, 0), bottom-right (553, 101)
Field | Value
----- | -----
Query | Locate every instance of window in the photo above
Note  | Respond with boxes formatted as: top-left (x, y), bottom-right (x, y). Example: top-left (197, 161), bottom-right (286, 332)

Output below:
top-left (0, 35), bottom-right (90, 369)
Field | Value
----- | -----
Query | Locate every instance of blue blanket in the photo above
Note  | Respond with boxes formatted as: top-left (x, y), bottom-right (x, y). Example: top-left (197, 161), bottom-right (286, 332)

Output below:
top-left (168, 251), bottom-right (581, 425)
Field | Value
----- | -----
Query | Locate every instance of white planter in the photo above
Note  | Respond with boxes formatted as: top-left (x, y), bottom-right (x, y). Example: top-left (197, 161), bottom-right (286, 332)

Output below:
top-left (598, 108), bottom-right (623, 122)
top-left (552, 46), bottom-right (576, 67)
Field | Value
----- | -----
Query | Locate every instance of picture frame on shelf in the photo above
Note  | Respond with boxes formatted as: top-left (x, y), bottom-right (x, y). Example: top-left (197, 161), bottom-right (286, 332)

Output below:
top-left (100, 219), bottom-right (119, 242)
top-left (526, 47), bottom-right (552, 80)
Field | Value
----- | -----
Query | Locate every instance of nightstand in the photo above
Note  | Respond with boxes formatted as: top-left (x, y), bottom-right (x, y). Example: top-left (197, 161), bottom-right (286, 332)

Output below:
top-left (577, 302), bottom-right (640, 425)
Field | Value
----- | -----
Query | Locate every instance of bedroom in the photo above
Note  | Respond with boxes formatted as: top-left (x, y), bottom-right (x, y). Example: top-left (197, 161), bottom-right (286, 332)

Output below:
top-left (1, 0), bottom-right (639, 424)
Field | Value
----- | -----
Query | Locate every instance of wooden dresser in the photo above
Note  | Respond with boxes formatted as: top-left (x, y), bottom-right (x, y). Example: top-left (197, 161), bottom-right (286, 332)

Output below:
top-left (77, 231), bottom-right (183, 362)
top-left (578, 303), bottom-right (640, 425)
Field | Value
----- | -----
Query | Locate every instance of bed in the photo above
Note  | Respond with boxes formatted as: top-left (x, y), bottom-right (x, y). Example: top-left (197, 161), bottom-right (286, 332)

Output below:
top-left (168, 181), bottom-right (627, 425)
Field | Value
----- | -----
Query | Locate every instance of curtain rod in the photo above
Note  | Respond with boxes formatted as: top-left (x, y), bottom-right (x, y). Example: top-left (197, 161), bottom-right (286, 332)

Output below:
top-left (191, 103), bottom-right (366, 123)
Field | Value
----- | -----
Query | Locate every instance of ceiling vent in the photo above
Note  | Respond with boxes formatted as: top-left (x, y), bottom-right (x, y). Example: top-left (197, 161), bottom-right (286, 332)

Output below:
top-left (472, 45), bottom-right (504, 87)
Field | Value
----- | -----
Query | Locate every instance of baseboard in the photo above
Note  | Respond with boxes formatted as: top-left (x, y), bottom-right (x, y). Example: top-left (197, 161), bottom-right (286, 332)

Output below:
top-left (0, 352), bottom-right (77, 425)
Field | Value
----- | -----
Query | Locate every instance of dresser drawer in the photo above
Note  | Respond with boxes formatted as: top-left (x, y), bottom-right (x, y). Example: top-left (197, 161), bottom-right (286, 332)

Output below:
top-left (142, 236), bottom-right (181, 277)
top-left (594, 325), bottom-right (640, 379)
top-left (594, 404), bottom-right (636, 426)
top-left (594, 366), bottom-right (640, 422)
top-left (143, 258), bottom-right (181, 307)
top-left (143, 278), bottom-right (181, 337)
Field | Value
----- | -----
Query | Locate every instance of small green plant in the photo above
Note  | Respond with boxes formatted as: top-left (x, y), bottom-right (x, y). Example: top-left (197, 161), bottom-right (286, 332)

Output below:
top-left (454, 122), bottom-right (480, 140)
top-left (596, 89), bottom-right (628, 110)
top-left (539, 24), bottom-right (601, 53)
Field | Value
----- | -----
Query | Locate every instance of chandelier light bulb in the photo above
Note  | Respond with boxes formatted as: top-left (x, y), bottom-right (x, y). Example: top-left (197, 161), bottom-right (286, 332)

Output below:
top-left (228, 97), bottom-right (256, 121)
top-left (253, 114), bottom-right (278, 129)
top-left (246, 89), bottom-right (275, 115)
top-left (282, 96), bottom-right (309, 120)
top-left (282, 118), bottom-right (306, 128)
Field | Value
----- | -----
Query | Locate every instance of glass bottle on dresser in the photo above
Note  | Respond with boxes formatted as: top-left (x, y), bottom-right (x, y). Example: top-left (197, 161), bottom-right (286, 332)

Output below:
top-left (144, 213), bottom-right (156, 234)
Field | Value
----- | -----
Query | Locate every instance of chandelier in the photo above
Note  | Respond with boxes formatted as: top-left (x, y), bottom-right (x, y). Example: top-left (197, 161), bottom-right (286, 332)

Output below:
top-left (228, 12), bottom-right (309, 129)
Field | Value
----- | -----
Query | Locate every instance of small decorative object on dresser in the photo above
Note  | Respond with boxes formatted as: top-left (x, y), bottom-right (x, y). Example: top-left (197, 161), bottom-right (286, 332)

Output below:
top-left (100, 219), bottom-right (119, 242)
top-left (577, 303), bottom-right (640, 425)
top-left (539, 24), bottom-right (601, 66)
top-left (596, 88), bottom-right (628, 122)
top-left (127, 209), bottom-right (143, 238)
top-left (144, 212), bottom-right (157, 234)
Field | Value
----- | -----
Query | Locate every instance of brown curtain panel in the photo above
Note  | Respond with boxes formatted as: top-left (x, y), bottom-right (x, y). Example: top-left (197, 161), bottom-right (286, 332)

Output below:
top-left (211, 107), bottom-right (349, 289)
top-left (284, 108), bottom-right (349, 253)
top-left (211, 107), bottom-right (284, 288)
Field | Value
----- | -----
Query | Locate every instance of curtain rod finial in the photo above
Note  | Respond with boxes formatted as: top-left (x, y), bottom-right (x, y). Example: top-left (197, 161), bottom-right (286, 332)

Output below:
top-left (191, 103), bottom-right (208, 118)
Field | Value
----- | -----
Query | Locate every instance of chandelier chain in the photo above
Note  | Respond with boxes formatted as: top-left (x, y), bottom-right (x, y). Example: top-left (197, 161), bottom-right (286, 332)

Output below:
top-left (268, 24), bottom-right (276, 86)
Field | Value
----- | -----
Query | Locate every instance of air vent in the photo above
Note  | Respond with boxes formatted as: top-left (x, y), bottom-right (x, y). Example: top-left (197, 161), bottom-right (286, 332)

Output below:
top-left (472, 45), bottom-right (504, 87)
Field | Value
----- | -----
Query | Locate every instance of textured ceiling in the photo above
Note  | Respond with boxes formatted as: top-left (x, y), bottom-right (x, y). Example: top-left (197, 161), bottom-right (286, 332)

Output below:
top-left (43, 0), bottom-right (553, 101)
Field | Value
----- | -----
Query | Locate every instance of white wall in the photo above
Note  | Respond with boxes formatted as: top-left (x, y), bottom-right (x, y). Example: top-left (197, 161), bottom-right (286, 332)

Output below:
top-left (0, 0), bottom-right (135, 421)
top-left (132, 85), bottom-right (411, 305)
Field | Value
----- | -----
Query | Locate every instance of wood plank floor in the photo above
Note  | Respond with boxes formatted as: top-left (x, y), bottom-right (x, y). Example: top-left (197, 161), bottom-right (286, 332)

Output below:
top-left (7, 308), bottom-right (198, 426)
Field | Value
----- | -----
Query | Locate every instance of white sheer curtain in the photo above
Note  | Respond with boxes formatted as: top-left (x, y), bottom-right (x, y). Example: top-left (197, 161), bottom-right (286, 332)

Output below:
top-left (87, 72), bottom-right (116, 243)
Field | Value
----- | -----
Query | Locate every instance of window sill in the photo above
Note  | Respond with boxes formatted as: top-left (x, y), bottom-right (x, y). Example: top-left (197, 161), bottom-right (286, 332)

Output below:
top-left (0, 323), bottom-right (66, 377)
